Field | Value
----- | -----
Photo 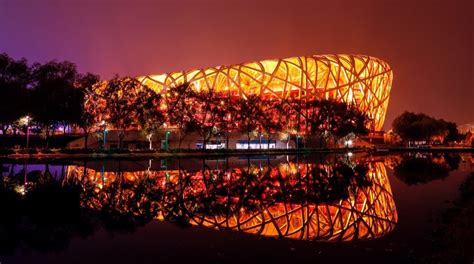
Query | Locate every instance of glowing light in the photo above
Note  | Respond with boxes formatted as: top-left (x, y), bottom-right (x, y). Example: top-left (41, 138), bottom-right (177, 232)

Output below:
top-left (18, 115), bottom-right (32, 126)
top-left (65, 161), bottom-right (397, 242)
top-left (139, 54), bottom-right (392, 130)
top-left (14, 185), bottom-right (26, 196)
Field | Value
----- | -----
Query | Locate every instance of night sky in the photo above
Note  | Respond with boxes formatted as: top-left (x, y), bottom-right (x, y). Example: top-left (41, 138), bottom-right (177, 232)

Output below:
top-left (0, 0), bottom-right (472, 130)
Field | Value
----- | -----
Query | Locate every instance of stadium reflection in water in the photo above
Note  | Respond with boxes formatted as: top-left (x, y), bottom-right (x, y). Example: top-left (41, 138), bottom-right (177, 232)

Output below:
top-left (66, 156), bottom-right (398, 242)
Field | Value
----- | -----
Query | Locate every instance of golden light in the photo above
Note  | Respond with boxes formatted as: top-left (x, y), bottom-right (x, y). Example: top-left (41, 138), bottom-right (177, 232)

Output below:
top-left (18, 115), bottom-right (32, 126)
top-left (65, 160), bottom-right (398, 242)
top-left (190, 162), bottom-right (397, 241)
top-left (138, 54), bottom-right (393, 130)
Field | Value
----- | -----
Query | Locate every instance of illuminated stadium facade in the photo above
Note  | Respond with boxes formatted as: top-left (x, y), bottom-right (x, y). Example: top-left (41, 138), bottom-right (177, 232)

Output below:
top-left (75, 54), bottom-right (393, 149)
top-left (138, 54), bottom-right (392, 131)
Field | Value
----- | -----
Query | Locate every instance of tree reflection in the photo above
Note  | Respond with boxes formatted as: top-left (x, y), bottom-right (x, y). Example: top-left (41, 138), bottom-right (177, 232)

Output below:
top-left (394, 153), bottom-right (461, 185)
top-left (0, 166), bottom-right (96, 254)
top-left (76, 165), bottom-right (163, 233)
top-left (68, 157), bottom-right (396, 241)
top-left (0, 175), bottom-right (23, 254)
top-left (0, 156), bottom-right (398, 254)
top-left (173, 162), bottom-right (372, 218)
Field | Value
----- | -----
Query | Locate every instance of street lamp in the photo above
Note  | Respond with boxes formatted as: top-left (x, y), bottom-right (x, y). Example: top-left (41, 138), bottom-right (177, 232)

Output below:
top-left (346, 151), bottom-right (353, 161)
top-left (101, 120), bottom-right (107, 149)
top-left (162, 122), bottom-right (171, 151)
top-left (25, 115), bottom-right (30, 149)
top-left (147, 133), bottom-right (153, 150)
top-left (19, 115), bottom-right (31, 149)
top-left (345, 139), bottom-right (353, 148)
top-left (165, 131), bottom-right (171, 151)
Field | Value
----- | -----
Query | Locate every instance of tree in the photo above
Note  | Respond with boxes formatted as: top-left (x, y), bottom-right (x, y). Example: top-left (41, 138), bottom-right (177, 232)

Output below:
top-left (165, 83), bottom-right (198, 148)
top-left (0, 53), bottom-right (30, 136)
top-left (296, 99), bottom-right (369, 147)
top-left (134, 89), bottom-right (165, 150)
top-left (234, 95), bottom-right (265, 149)
top-left (392, 112), bottom-right (460, 144)
top-left (30, 61), bottom-right (78, 148)
top-left (259, 99), bottom-right (284, 148)
top-left (283, 99), bottom-right (327, 146)
top-left (442, 121), bottom-right (464, 144)
top-left (215, 95), bottom-right (239, 149)
top-left (76, 73), bottom-right (100, 149)
top-left (276, 98), bottom-right (301, 147)
top-left (101, 76), bottom-right (143, 149)
top-left (189, 89), bottom-right (226, 149)
top-left (333, 103), bottom-right (369, 139)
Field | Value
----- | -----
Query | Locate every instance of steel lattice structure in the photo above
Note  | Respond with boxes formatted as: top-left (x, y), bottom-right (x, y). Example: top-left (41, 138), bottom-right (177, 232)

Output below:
top-left (185, 162), bottom-right (396, 241)
top-left (139, 54), bottom-right (393, 130)
top-left (66, 160), bottom-right (397, 242)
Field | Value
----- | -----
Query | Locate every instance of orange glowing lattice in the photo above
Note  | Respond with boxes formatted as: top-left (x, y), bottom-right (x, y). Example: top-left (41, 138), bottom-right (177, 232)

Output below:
top-left (185, 162), bottom-right (397, 241)
top-left (66, 161), bottom-right (397, 242)
top-left (139, 55), bottom-right (393, 130)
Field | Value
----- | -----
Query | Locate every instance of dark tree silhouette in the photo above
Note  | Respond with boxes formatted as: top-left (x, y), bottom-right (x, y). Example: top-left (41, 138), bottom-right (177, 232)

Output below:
top-left (392, 111), bottom-right (461, 143)
top-left (0, 53), bottom-right (30, 136)
top-left (443, 121), bottom-right (465, 143)
top-left (394, 156), bottom-right (450, 185)
top-left (30, 61), bottom-right (79, 147)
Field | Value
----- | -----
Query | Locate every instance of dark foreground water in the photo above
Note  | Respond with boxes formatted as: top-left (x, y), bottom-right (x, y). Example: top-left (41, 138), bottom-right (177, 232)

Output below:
top-left (0, 152), bottom-right (472, 264)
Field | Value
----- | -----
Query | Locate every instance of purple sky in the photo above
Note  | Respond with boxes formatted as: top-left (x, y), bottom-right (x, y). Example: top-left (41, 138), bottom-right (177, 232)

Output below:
top-left (0, 0), bottom-right (472, 130)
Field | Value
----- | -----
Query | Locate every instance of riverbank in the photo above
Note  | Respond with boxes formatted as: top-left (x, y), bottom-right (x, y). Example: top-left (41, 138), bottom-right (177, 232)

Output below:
top-left (0, 146), bottom-right (472, 160)
top-left (0, 148), bottom-right (366, 160)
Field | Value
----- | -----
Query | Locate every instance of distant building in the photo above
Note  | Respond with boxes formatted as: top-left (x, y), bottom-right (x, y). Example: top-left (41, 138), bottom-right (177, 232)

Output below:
top-left (459, 122), bottom-right (474, 134)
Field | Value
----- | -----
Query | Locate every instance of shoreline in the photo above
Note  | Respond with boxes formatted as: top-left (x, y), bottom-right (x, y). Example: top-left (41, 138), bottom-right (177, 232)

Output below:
top-left (0, 147), bottom-right (472, 160)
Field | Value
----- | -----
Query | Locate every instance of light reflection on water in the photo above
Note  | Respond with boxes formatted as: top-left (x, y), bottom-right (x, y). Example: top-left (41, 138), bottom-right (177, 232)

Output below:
top-left (65, 158), bottom-right (397, 242)
top-left (0, 152), bottom-right (472, 258)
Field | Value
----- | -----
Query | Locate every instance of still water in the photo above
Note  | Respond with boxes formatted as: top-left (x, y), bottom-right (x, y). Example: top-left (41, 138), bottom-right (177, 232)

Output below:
top-left (0, 153), bottom-right (472, 263)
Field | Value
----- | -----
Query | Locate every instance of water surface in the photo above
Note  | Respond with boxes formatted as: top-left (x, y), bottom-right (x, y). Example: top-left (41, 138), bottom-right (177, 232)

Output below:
top-left (0, 152), bottom-right (472, 263)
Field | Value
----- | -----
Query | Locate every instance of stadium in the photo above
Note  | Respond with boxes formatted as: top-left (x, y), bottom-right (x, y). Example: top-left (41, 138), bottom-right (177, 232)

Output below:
top-left (139, 54), bottom-right (392, 131)
top-left (73, 54), bottom-right (393, 149)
